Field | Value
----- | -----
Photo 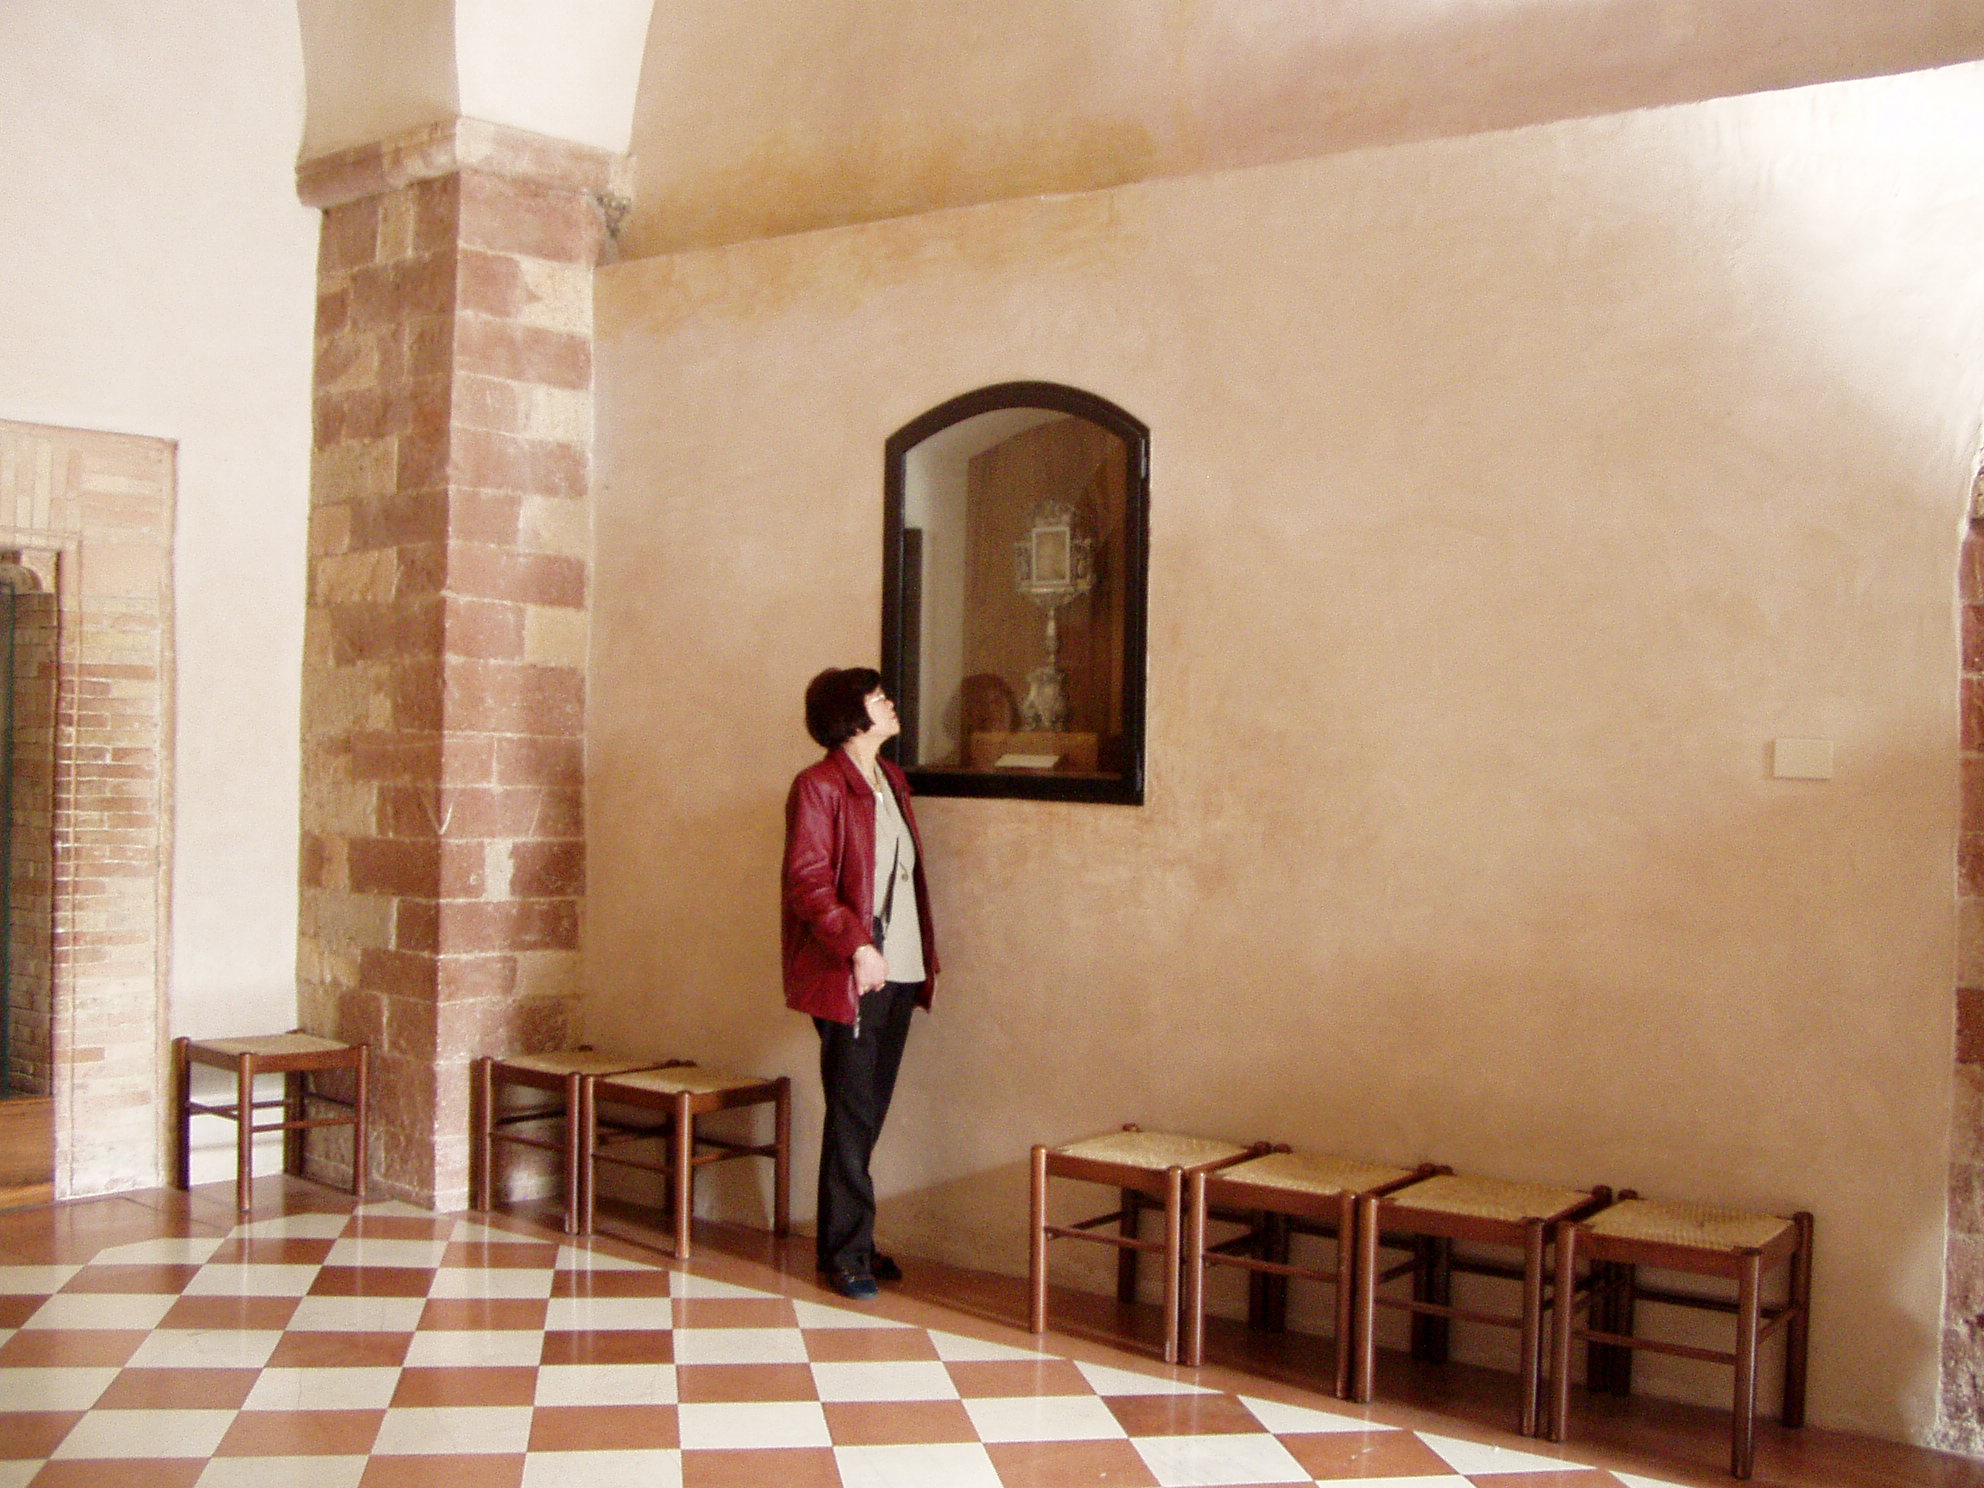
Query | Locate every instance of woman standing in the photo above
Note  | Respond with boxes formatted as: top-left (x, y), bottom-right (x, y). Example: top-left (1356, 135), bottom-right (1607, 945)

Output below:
top-left (782, 667), bottom-right (939, 1299)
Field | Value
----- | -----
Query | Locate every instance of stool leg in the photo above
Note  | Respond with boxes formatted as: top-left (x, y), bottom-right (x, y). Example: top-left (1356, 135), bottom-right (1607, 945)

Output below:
top-left (1182, 1170), bottom-right (1207, 1368)
top-left (1519, 1217), bottom-right (1545, 1437)
top-left (283, 1071), bottom-right (304, 1179)
top-left (1117, 1189), bottom-right (1140, 1304)
top-left (1332, 1192), bottom-right (1356, 1400)
top-left (1028, 1146), bottom-right (1049, 1335)
top-left (561, 1072), bottom-right (583, 1236)
top-left (773, 1077), bottom-right (792, 1238)
top-left (1613, 1263), bottom-right (1637, 1396)
top-left (350, 1044), bottom-right (369, 1201)
top-left (672, 1090), bottom-right (694, 1260)
top-left (234, 1055), bottom-right (256, 1216)
top-left (170, 1037), bottom-right (192, 1191)
top-left (575, 1075), bottom-right (597, 1237)
top-left (1548, 1223), bottom-right (1578, 1443)
top-left (470, 1058), bottom-right (493, 1212)
top-left (1783, 1213), bottom-right (1813, 1429)
top-left (1352, 1194), bottom-right (1379, 1404)
top-left (1162, 1166), bottom-right (1183, 1365)
top-left (1733, 1249), bottom-right (1763, 1479)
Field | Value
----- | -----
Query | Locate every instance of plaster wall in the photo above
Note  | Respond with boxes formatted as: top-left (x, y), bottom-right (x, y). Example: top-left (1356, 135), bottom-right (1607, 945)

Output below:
top-left (0, 1), bottom-right (318, 1179)
top-left (592, 67), bottom-right (1984, 1441)
top-left (623, 0), bottom-right (1984, 255)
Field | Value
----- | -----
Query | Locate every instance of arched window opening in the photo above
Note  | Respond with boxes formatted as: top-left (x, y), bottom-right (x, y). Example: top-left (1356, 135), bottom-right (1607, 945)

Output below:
top-left (883, 383), bottom-right (1148, 804)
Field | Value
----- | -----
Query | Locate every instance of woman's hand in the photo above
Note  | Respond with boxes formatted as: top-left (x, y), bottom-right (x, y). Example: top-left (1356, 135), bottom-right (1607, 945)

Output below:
top-left (852, 944), bottom-right (889, 993)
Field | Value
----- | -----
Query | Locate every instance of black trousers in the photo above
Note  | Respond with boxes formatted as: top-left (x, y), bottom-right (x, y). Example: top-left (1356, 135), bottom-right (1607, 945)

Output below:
top-left (814, 981), bottom-right (919, 1275)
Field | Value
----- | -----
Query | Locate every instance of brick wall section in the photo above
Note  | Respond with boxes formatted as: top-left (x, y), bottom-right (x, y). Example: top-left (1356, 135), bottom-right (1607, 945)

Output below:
top-left (298, 123), bottom-right (609, 1207)
top-left (0, 422), bottom-right (173, 1198)
top-left (1947, 518), bottom-right (1984, 1448)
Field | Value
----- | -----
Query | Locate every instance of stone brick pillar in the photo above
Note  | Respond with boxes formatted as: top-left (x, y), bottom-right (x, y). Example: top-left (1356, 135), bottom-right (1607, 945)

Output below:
top-left (1949, 515), bottom-right (1984, 1448)
top-left (295, 121), bottom-right (616, 1207)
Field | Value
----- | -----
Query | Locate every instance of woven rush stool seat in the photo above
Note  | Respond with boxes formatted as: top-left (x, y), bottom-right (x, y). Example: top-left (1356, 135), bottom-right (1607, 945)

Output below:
top-left (1030, 1124), bottom-right (1261, 1364)
top-left (1183, 1147), bottom-right (1435, 1397)
top-left (586, 1062), bottom-right (792, 1260)
top-left (470, 1049), bottom-right (663, 1235)
top-left (1548, 1194), bottom-right (1812, 1478)
top-left (1355, 1170), bottom-right (1610, 1436)
top-left (172, 1032), bottom-right (369, 1215)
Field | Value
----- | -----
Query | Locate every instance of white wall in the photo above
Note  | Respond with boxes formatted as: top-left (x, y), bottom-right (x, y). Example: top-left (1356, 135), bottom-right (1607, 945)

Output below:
top-left (0, 1), bottom-right (319, 1174)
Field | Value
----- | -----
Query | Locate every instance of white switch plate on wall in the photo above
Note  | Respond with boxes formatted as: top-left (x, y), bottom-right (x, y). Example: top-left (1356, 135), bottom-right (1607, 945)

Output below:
top-left (1772, 738), bottom-right (1834, 780)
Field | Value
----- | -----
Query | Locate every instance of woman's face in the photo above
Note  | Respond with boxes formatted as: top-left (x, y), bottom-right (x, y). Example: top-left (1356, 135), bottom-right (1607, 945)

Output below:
top-left (862, 688), bottom-right (901, 742)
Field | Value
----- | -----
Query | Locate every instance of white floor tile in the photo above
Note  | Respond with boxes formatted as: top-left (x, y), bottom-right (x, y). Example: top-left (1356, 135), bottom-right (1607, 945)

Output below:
top-left (1325, 1478), bottom-right (1467, 1487)
top-left (1238, 1393), bottom-right (1378, 1434)
top-left (676, 1399), bottom-right (832, 1450)
top-left (835, 1441), bottom-right (1003, 1488)
top-left (1615, 1475), bottom-right (1697, 1488)
top-left (668, 1274), bottom-right (774, 1300)
top-left (126, 1327), bottom-right (284, 1369)
top-left (402, 1328), bottom-right (547, 1367)
top-left (0, 1462), bottom-right (40, 1488)
top-left (182, 1262), bottom-right (323, 1297)
top-left (354, 1201), bottom-right (436, 1219)
top-left (555, 1246), bottom-right (658, 1273)
top-left (0, 1264), bottom-right (81, 1292)
top-left (543, 1295), bottom-right (673, 1331)
top-left (670, 1326), bottom-right (810, 1365)
top-left (963, 1393), bottom-right (1129, 1442)
top-left (1131, 1431), bottom-right (1310, 1487)
top-left (196, 1456), bottom-right (369, 1488)
top-left (243, 1366), bottom-right (402, 1410)
top-left (791, 1300), bottom-right (911, 1330)
top-left (91, 1237), bottom-right (227, 1265)
top-left (925, 1328), bottom-right (1049, 1362)
top-left (372, 1405), bottom-right (536, 1455)
top-left (231, 1213), bottom-right (350, 1240)
top-left (1417, 1430), bottom-right (1588, 1475)
top-left (535, 1362), bottom-right (677, 1406)
top-left (0, 1365), bottom-right (119, 1410)
top-left (811, 1359), bottom-right (960, 1402)
top-left (1074, 1360), bottom-right (1215, 1396)
top-left (21, 1292), bottom-right (178, 1330)
top-left (428, 1266), bottom-right (553, 1299)
top-left (50, 1407), bottom-right (235, 1459)
top-left (521, 1448), bottom-right (683, 1488)
top-left (286, 1294), bottom-right (428, 1332)
top-left (324, 1238), bottom-right (450, 1268)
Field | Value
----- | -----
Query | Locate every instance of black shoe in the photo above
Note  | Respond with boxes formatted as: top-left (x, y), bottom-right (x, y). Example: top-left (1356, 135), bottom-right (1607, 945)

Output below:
top-left (870, 1253), bottom-right (903, 1283)
top-left (827, 1268), bottom-right (879, 1301)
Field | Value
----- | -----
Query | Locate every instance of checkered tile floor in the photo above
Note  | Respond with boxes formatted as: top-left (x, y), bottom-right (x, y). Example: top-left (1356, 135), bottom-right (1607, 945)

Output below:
top-left (0, 1195), bottom-right (1693, 1488)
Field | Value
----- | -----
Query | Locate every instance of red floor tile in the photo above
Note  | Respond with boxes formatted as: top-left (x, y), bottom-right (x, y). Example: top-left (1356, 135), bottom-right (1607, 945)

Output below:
top-left (311, 1265), bottom-right (436, 1297)
top-left (527, 1404), bottom-right (679, 1450)
top-left (216, 1408), bottom-right (385, 1456)
top-left (675, 1362), bottom-right (819, 1402)
top-left (680, 1445), bottom-right (842, 1488)
top-left (0, 1410), bottom-right (80, 1459)
top-left (539, 1328), bottom-right (672, 1365)
top-left (985, 1438), bottom-right (1161, 1488)
top-left (29, 1462), bottom-right (206, 1488)
top-left (391, 1367), bottom-right (539, 1408)
top-left (264, 1330), bottom-right (413, 1368)
top-left (823, 1398), bottom-right (978, 1444)
top-left (1282, 1427), bottom-right (1459, 1479)
top-left (0, 1329), bottom-right (147, 1367)
top-left (1104, 1391), bottom-right (1273, 1436)
top-left (804, 1327), bottom-right (939, 1362)
top-left (93, 1367), bottom-right (259, 1409)
top-left (673, 1297), bottom-right (795, 1329)
top-left (157, 1294), bottom-right (300, 1330)
top-left (946, 1359), bottom-right (1093, 1397)
top-left (358, 1454), bottom-right (526, 1488)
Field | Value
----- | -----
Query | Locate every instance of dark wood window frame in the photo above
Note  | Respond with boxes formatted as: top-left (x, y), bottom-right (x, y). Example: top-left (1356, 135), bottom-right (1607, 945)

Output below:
top-left (881, 381), bottom-right (1150, 805)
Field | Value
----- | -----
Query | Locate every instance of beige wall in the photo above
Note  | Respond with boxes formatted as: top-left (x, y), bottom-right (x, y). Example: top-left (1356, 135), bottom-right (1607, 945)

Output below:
top-left (592, 66), bottom-right (1984, 1441)
top-left (0, 1), bottom-right (319, 1181)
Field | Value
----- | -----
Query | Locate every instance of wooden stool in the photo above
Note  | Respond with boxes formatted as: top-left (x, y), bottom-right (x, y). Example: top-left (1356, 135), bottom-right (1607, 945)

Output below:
top-left (171, 1032), bottom-right (368, 1215)
top-left (1183, 1149), bottom-right (1435, 1396)
top-left (469, 1050), bottom-right (662, 1234)
top-left (585, 1063), bottom-right (792, 1259)
top-left (1029, 1125), bottom-right (1259, 1364)
top-left (1548, 1195), bottom-right (1812, 1478)
top-left (1355, 1172), bottom-right (1610, 1436)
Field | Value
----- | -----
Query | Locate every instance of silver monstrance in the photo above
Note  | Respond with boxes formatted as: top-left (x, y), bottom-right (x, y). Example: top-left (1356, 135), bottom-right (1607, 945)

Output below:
top-left (1013, 499), bottom-right (1095, 731)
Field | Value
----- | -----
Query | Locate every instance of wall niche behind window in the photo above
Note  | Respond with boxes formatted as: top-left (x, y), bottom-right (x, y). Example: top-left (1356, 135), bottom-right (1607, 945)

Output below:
top-left (883, 383), bottom-right (1148, 804)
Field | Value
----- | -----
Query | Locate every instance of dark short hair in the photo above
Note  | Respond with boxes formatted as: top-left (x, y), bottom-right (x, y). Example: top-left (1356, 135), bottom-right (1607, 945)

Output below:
top-left (805, 667), bottom-right (884, 750)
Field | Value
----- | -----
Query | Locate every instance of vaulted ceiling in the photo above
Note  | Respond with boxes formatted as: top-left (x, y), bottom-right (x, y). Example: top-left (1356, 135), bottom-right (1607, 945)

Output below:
top-left (297, 1), bottom-right (1984, 260)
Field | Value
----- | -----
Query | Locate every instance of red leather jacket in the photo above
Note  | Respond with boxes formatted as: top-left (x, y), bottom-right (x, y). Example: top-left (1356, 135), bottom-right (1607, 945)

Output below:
top-left (781, 749), bottom-right (939, 1025)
